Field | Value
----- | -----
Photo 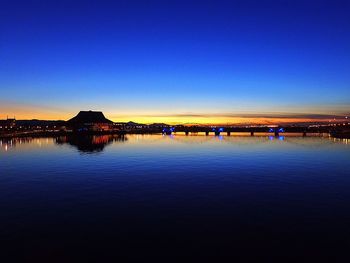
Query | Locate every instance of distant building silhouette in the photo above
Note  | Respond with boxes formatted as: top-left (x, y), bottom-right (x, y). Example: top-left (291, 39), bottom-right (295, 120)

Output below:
top-left (125, 121), bottom-right (148, 129)
top-left (0, 117), bottom-right (16, 130)
top-left (67, 111), bottom-right (113, 131)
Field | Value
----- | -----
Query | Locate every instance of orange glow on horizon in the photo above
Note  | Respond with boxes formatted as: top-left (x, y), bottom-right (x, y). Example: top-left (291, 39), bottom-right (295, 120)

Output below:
top-left (111, 115), bottom-right (344, 125)
top-left (0, 105), bottom-right (347, 125)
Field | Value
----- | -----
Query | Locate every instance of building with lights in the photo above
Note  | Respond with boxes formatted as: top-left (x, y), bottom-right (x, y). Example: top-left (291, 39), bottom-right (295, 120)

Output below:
top-left (0, 118), bottom-right (16, 131)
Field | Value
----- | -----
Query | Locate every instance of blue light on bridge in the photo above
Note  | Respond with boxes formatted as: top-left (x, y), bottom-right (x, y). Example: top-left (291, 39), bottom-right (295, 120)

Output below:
top-left (162, 127), bottom-right (175, 135)
top-left (211, 127), bottom-right (224, 133)
top-left (269, 128), bottom-right (284, 133)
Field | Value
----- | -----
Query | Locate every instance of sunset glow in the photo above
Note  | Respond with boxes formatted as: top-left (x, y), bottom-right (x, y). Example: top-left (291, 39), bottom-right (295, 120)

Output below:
top-left (1, 1), bottom-right (349, 124)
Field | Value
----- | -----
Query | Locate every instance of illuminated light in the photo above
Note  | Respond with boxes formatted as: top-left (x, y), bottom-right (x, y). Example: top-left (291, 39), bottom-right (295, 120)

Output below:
top-left (5, 144), bottom-right (8, 151)
top-left (268, 136), bottom-right (274, 140)
top-left (279, 136), bottom-right (285, 141)
top-left (269, 128), bottom-right (274, 133)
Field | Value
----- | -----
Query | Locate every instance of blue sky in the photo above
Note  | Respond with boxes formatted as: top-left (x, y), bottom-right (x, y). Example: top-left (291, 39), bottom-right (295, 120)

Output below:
top-left (0, 0), bottom-right (349, 123)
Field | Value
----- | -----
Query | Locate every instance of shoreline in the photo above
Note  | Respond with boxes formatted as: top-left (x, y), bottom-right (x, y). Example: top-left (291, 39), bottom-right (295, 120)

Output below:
top-left (1, 130), bottom-right (349, 139)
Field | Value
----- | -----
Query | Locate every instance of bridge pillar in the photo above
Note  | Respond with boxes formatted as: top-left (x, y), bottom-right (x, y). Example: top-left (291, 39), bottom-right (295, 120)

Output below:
top-left (227, 131), bottom-right (231, 136)
top-left (303, 132), bottom-right (307, 137)
top-left (251, 131), bottom-right (254, 136)
top-left (274, 131), bottom-right (279, 137)
top-left (215, 131), bottom-right (220, 136)
top-left (185, 131), bottom-right (189, 136)
top-left (205, 131), bottom-right (209, 136)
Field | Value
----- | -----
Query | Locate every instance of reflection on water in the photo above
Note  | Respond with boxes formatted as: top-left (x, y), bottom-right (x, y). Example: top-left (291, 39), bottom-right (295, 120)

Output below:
top-left (333, 137), bottom-right (349, 145)
top-left (0, 134), bottom-right (350, 260)
top-left (0, 137), bottom-right (41, 151)
top-left (55, 135), bottom-right (127, 153)
top-left (1, 135), bottom-right (349, 153)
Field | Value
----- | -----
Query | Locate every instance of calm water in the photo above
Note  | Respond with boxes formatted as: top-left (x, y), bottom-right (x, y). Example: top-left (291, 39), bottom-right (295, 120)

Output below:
top-left (1, 135), bottom-right (350, 261)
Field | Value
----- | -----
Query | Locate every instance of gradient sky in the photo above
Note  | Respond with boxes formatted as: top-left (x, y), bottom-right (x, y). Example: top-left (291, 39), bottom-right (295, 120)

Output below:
top-left (0, 0), bottom-right (349, 124)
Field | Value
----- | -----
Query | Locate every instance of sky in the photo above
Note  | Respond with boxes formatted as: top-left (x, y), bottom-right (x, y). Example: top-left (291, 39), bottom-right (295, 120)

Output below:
top-left (0, 0), bottom-right (349, 124)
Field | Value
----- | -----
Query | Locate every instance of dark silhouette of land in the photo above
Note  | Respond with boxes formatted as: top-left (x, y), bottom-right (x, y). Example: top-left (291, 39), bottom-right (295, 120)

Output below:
top-left (1, 110), bottom-right (350, 138)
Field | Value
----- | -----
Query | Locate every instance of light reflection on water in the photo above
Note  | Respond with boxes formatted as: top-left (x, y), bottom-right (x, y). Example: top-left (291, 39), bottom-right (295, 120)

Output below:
top-left (0, 135), bottom-right (350, 260)
top-left (0, 134), bottom-right (349, 153)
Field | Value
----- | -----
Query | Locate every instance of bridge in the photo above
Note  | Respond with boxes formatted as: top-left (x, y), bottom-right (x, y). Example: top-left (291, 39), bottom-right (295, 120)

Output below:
top-left (1, 124), bottom-right (349, 139)
top-left (161, 125), bottom-right (342, 137)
